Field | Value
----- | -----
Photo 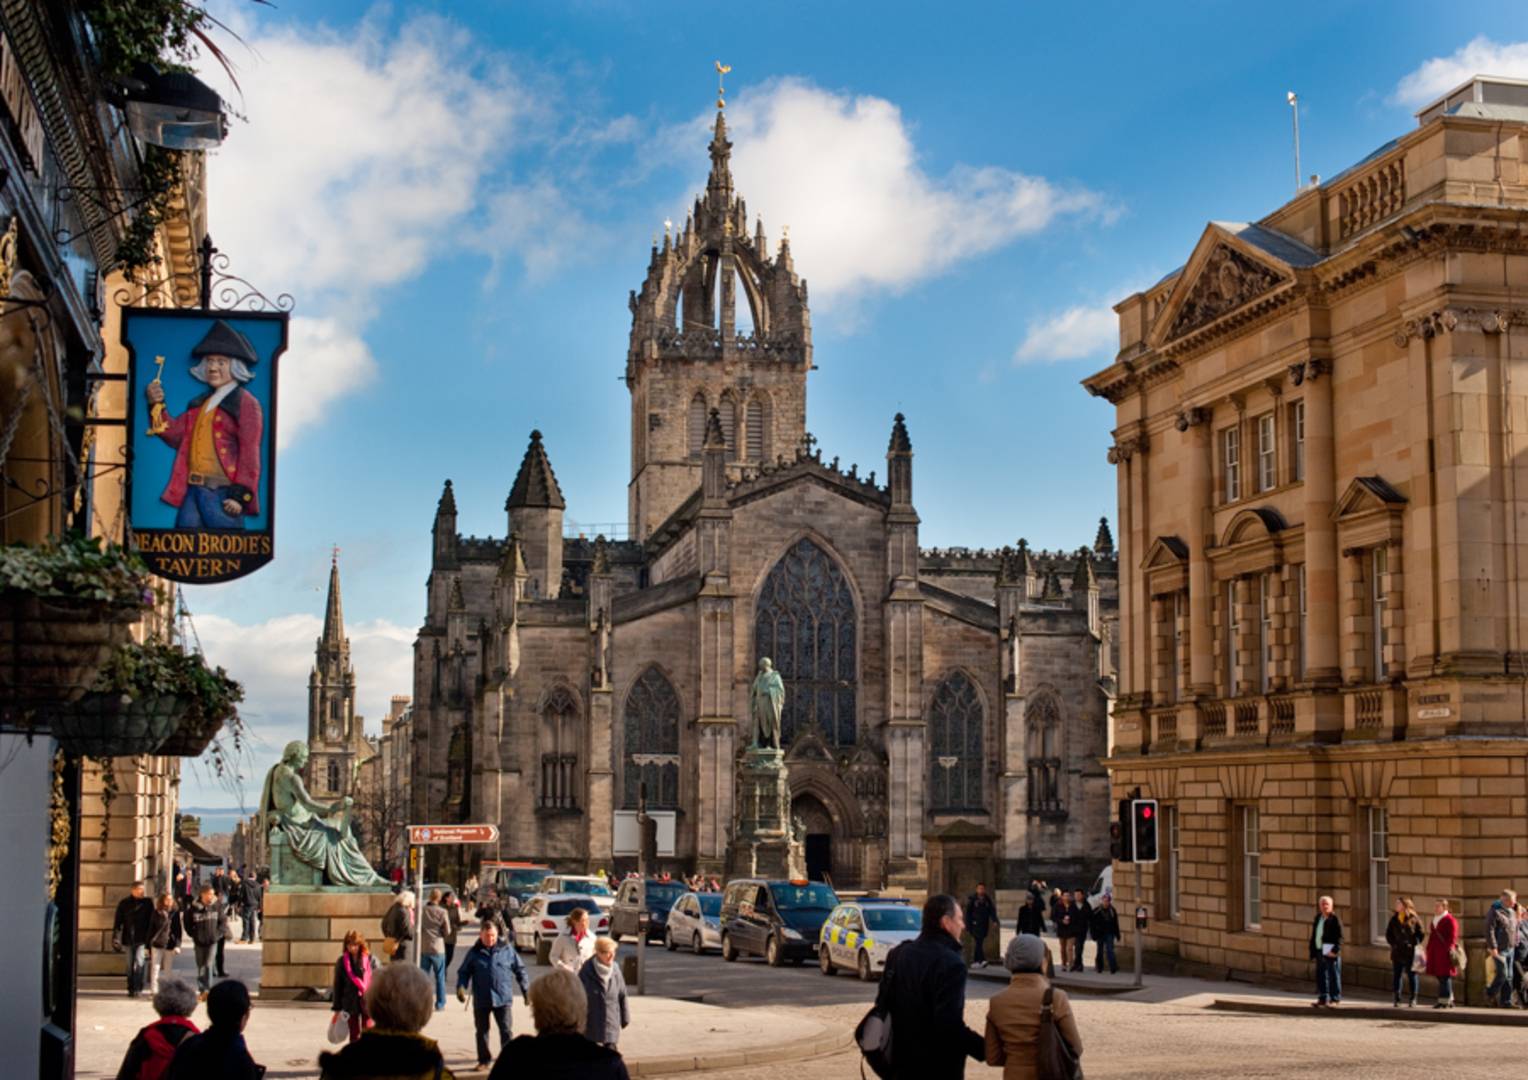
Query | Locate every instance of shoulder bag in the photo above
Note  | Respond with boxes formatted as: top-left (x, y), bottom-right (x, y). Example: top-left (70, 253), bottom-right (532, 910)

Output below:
top-left (1037, 983), bottom-right (1084, 1080)
top-left (854, 1003), bottom-right (893, 1080)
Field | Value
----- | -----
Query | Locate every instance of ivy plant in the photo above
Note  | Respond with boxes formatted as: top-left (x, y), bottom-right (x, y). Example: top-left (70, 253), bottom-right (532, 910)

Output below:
top-left (0, 533), bottom-right (151, 608)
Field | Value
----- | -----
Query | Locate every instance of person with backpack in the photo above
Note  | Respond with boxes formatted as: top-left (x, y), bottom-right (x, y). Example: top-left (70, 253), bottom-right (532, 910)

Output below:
top-left (983, 934), bottom-right (1083, 1079)
top-left (869, 894), bottom-right (984, 1078)
top-left (113, 976), bottom-right (199, 1080)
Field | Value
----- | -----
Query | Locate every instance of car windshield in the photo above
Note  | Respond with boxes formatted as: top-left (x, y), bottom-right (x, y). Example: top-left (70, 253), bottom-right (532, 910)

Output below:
top-left (646, 883), bottom-right (684, 907)
top-left (559, 880), bottom-right (612, 896)
top-left (862, 907), bottom-right (920, 932)
top-left (696, 894), bottom-right (722, 917)
top-left (499, 869), bottom-right (548, 891)
top-left (548, 899), bottom-right (603, 916)
top-left (769, 883), bottom-right (838, 910)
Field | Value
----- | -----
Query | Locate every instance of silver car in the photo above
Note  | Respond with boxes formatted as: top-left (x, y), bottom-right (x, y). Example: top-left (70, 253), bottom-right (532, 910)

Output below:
top-left (664, 890), bottom-right (723, 954)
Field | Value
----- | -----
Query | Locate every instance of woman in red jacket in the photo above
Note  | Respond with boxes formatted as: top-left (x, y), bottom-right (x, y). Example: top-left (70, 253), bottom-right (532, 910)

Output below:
top-left (1423, 897), bottom-right (1460, 1008)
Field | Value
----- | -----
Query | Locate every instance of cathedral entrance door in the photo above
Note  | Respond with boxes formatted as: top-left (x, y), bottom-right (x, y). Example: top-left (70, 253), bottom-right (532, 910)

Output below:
top-left (805, 834), bottom-right (831, 882)
top-left (792, 794), bottom-right (835, 883)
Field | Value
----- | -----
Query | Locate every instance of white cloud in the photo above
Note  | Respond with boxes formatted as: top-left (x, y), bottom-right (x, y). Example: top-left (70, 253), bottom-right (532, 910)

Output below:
top-left (275, 317), bottom-right (378, 449)
top-left (699, 79), bottom-right (1108, 307)
top-left (1014, 304), bottom-right (1118, 365)
top-left (1392, 36), bottom-right (1528, 106)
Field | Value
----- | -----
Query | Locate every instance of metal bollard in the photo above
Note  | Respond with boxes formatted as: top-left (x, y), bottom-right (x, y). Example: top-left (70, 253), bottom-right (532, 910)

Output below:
top-left (622, 954), bottom-right (639, 986)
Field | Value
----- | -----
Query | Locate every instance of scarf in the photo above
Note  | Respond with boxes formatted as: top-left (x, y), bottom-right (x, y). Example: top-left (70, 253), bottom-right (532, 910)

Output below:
top-left (343, 951), bottom-right (372, 1002)
top-left (592, 957), bottom-right (614, 989)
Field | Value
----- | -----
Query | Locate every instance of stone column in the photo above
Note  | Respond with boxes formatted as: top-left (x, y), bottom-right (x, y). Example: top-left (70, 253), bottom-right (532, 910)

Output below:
top-left (1185, 418), bottom-right (1215, 695)
top-left (1302, 360), bottom-right (1339, 683)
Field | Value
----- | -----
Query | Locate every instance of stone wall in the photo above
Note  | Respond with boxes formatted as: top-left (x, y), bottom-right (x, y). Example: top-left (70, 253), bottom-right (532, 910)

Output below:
top-left (261, 889), bottom-right (398, 999)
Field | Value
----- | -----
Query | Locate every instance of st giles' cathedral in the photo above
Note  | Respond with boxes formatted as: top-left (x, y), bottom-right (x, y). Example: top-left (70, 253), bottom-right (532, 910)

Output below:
top-left (410, 102), bottom-right (1118, 890)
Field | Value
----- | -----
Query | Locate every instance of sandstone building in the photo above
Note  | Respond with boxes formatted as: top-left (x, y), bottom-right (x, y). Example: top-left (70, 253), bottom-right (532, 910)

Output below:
top-left (410, 105), bottom-right (1119, 890)
top-left (1085, 74), bottom-right (1528, 993)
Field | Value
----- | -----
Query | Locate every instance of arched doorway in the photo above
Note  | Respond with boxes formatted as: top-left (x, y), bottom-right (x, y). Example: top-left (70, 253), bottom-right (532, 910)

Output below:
top-left (792, 793), bottom-right (834, 882)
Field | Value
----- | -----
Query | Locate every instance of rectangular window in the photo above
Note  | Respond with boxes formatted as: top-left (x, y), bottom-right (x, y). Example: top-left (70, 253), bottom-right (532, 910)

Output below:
top-left (1257, 413), bottom-right (1276, 492)
top-left (1296, 564), bottom-right (1307, 680)
top-left (1222, 426), bottom-right (1241, 502)
top-left (1242, 806), bottom-right (1262, 930)
top-left (1167, 804), bottom-right (1181, 919)
top-left (1369, 806), bottom-right (1389, 943)
top-left (1371, 546), bottom-right (1388, 680)
top-left (1291, 400), bottom-right (1306, 483)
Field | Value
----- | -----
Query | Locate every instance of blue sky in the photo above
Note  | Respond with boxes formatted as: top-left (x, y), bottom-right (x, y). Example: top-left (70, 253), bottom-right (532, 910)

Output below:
top-left (179, 0), bottom-right (1528, 820)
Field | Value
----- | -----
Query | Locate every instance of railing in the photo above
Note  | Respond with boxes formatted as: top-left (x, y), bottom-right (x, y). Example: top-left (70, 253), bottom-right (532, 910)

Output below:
top-left (1155, 710), bottom-right (1177, 742)
top-left (1268, 695), bottom-right (1295, 736)
top-left (1198, 700), bottom-right (1227, 738)
top-left (1233, 700), bottom-right (1260, 736)
top-left (1354, 689), bottom-right (1383, 731)
top-left (1337, 158), bottom-right (1405, 240)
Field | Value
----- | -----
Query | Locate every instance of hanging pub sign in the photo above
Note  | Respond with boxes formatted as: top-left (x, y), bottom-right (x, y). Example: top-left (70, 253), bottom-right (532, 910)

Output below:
top-left (122, 308), bottom-right (287, 583)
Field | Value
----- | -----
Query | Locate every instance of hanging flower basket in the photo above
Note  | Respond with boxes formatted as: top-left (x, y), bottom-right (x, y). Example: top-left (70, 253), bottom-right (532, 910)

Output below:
top-left (49, 692), bottom-right (186, 757)
top-left (157, 707), bottom-right (226, 758)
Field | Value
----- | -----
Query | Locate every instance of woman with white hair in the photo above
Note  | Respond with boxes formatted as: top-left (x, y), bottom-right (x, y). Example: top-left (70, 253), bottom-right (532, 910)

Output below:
top-left (488, 969), bottom-right (630, 1080)
top-left (983, 934), bottom-right (1083, 1080)
top-left (318, 962), bottom-right (455, 1080)
top-left (382, 888), bottom-right (416, 964)
top-left (115, 976), bottom-right (199, 1080)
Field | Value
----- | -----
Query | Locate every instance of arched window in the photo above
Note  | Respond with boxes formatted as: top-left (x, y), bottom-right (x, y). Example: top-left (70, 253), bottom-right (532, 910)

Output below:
top-left (540, 688), bottom-right (579, 810)
top-left (687, 392), bottom-right (707, 459)
top-left (325, 759), bottom-right (340, 794)
top-left (719, 391), bottom-right (739, 461)
top-left (754, 538), bottom-right (858, 746)
top-left (929, 673), bottom-right (983, 811)
top-left (622, 667), bottom-right (680, 809)
top-left (1026, 695), bottom-right (1064, 814)
top-left (447, 725), bottom-right (468, 804)
top-left (746, 394), bottom-right (769, 462)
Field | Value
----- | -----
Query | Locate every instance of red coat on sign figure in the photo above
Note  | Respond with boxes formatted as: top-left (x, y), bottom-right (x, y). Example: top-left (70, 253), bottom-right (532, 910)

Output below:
top-left (147, 319), bottom-right (264, 528)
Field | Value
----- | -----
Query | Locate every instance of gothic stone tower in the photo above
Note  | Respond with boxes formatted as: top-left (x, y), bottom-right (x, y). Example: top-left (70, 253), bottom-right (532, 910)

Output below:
top-left (308, 554), bottom-right (365, 797)
top-left (625, 105), bottom-right (813, 541)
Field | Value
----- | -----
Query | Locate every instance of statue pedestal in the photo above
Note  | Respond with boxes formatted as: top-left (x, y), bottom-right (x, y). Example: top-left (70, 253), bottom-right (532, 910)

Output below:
top-left (260, 887), bottom-right (397, 1000)
top-left (729, 747), bottom-right (804, 879)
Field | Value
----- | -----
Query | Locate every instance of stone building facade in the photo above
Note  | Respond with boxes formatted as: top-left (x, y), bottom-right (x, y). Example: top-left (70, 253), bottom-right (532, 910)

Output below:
top-left (307, 556), bottom-right (369, 798)
top-left (411, 105), bottom-right (1118, 890)
top-left (1084, 74), bottom-right (1528, 995)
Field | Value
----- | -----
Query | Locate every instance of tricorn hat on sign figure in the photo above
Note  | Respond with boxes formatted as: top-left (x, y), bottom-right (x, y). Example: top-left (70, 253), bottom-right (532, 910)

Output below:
top-left (191, 318), bottom-right (259, 365)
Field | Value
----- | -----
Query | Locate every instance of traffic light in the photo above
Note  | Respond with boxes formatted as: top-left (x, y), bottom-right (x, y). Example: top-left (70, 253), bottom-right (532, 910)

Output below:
top-left (1131, 798), bottom-right (1159, 863)
top-left (1113, 799), bottom-right (1133, 863)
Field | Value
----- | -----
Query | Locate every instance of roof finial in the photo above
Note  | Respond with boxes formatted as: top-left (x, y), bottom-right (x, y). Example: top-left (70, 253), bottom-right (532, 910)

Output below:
top-left (715, 60), bottom-right (732, 110)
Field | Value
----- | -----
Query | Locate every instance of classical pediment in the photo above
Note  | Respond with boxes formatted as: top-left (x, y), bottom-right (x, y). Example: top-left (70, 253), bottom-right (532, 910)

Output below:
top-left (1142, 535), bottom-right (1189, 570)
top-left (1150, 224), bottom-right (1310, 346)
top-left (1333, 476), bottom-right (1407, 520)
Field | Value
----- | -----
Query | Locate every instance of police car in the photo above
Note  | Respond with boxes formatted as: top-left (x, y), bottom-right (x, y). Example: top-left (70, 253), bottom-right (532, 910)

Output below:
top-left (817, 898), bottom-right (920, 981)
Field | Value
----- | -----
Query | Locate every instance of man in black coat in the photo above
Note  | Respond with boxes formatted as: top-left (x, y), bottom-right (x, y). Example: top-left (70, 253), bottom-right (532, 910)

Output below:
top-left (964, 883), bottom-right (998, 968)
top-left (1089, 894), bottom-right (1121, 974)
top-left (873, 894), bottom-right (985, 1079)
top-left (1069, 889), bottom-right (1092, 972)
top-left (239, 875), bottom-right (263, 943)
top-left (112, 881), bottom-right (156, 997)
top-left (185, 883), bottom-right (227, 994)
top-left (1308, 895), bottom-right (1344, 1007)
top-left (1016, 891), bottom-right (1046, 937)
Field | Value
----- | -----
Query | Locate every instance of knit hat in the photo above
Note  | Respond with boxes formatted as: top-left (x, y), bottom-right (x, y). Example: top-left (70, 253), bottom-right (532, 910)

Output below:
top-left (1005, 933), bottom-right (1046, 973)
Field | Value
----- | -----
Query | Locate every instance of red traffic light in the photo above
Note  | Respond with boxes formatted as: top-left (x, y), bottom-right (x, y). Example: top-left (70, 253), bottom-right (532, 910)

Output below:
top-left (1141, 806), bottom-right (1153, 819)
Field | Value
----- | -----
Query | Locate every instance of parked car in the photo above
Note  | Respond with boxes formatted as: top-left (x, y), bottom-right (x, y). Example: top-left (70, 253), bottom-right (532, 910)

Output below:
top-left (720, 878), bottom-right (839, 967)
top-left (818, 898), bottom-right (918, 981)
top-left (610, 878), bottom-right (688, 942)
top-left (665, 890), bottom-right (723, 954)
top-left (536, 874), bottom-right (616, 910)
top-left (509, 893), bottom-right (611, 952)
top-left (486, 863), bottom-right (552, 909)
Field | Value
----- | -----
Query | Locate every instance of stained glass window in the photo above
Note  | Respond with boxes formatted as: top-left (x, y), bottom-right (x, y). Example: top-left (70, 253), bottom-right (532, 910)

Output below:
top-left (622, 667), bottom-right (680, 809)
top-left (929, 672), bottom-right (983, 810)
top-left (1026, 695), bottom-right (1064, 814)
top-left (541, 688), bottom-right (579, 810)
top-left (754, 538), bottom-right (858, 746)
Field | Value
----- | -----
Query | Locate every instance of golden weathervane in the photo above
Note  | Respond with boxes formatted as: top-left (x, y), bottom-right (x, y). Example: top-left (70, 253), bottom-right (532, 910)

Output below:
top-left (716, 60), bottom-right (732, 109)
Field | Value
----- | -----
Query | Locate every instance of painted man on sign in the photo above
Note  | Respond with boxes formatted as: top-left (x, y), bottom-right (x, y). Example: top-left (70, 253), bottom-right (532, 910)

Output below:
top-left (145, 319), bottom-right (265, 528)
top-left (750, 657), bottom-right (785, 750)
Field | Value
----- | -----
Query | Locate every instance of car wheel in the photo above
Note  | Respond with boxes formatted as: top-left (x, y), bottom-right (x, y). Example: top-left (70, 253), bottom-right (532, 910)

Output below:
top-left (858, 950), bottom-right (873, 982)
top-left (664, 929), bottom-right (676, 952)
top-left (722, 933), bottom-right (737, 962)
top-left (766, 935), bottom-right (783, 967)
top-left (820, 945), bottom-right (835, 976)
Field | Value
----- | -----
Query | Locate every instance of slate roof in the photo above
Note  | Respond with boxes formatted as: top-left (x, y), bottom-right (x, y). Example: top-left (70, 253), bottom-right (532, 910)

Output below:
top-left (506, 430), bottom-right (566, 510)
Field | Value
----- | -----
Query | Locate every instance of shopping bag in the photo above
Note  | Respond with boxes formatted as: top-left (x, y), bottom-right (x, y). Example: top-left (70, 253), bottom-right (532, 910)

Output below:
top-left (1411, 945), bottom-right (1426, 973)
top-left (327, 1010), bottom-right (349, 1045)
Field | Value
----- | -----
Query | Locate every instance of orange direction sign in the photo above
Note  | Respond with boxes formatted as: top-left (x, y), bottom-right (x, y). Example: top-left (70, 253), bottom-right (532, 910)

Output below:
top-left (408, 824), bottom-right (500, 845)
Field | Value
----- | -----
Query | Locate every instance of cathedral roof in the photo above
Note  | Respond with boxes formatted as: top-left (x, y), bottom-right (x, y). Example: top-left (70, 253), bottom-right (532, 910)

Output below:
top-left (506, 430), bottom-right (566, 510)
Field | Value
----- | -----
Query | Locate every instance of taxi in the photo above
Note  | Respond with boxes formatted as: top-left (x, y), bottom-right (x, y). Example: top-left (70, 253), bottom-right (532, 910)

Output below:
top-left (818, 898), bottom-right (919, 981)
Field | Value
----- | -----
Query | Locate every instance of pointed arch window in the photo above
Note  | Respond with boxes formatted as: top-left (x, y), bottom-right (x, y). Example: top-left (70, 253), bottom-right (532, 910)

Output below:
top-left (622, 667), bottom-right (680, 809)
top-left (746, 394), bottom-right (769, 462)
top-left (719, 391), bottom-right (739, 461)
top-left (446, 725), bottom-right (468, 805)
top-left (754, 538), bottom-right (858, 746)
top-left (1026, 695), bottom-right (1064, 815)
top-left (687, 392), bottom-right (707, 460)
top-left (929, 673), bottom-right (983, 811)
top-left (540, 688), bottom-right (580, 811)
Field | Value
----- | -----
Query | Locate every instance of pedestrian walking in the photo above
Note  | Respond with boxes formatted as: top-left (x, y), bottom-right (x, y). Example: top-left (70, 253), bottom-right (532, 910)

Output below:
top-left (1424, 898), bottom-right (1461, 1008)
top-left (420, 889), bottom-right (451, 1010)
top-left (871, 894), bottom-right (985, 1079)
top-left (550, 908), bottom-right (596, 975)
top-left (1308, 895), bottom-right (1344, 1008)
top-left (382, 890), bottom-right (415, 965)
top-left (1069, 890), bottom-right (1091, 972)
top-left (443, 890), bottom-right (464, 968)
top-left (147, 893), bottom-right (183, 995)
top-left (185, 883), bottom-right (227, 996)
top-left (1055, 894), bottom-right (1077, 970)
top-left (1016, 892), bottom-right (1045, 938)
top-left (210, 866), bottom-right (228, 900)
top-left (477, 895), bottom-right (510, 939)
top-left (319, 962), bottom-right (455, 1080)
top-left (579, 937), bottom-right (629, 1050)
top-left (331, 931), bottom-right (379, 1044)
top-left (1513, 900), bottom-right (1528, 1008)
top-left (1048, 889), bottom-right (1063, 937)
top-left (240, 873), bottom-right (262, 943)
top-left (1089, 894), bottom-right (1120, 974)
top-left (1485, 888), bottom-right (1519, 1008)
top-left (113, 881), bottom-right (156, 998)
top-left (964, 883), bottom-right (998, 968)
top-left (114, 976), bottom-right (199, 1080)
top-left (983, 934), bottom-right (1083, 1080)
top-left (489, 967), bottom-right (630, 1080)
top-left (456, 921), bottom-right (530, 1069)
top-left (1384, 897), bottom-right (1424, 1007)
top-left (214, 872), bottom-right (235, 978)
top-left (465, 873), bottom-right (480, 903)
top-left (166, 979), bottom-right (262, 1080)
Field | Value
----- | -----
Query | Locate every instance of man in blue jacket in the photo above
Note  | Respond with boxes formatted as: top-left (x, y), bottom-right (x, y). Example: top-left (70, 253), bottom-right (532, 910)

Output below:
top-left (456, 920), bottom-right (530, 1068)
top-left (873, 894), bottom-right (985, 1078)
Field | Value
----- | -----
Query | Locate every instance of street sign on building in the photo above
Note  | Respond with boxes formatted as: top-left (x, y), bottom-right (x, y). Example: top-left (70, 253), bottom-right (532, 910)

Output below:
top-left (407, 824), bottom-right (499, 845)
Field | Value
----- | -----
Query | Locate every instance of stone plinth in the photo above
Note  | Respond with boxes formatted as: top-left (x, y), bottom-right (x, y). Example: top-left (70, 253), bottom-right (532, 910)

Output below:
top-left (729, 747), bottom-right (803, 879)
top-left (260, 887), bottom-right (396, 999)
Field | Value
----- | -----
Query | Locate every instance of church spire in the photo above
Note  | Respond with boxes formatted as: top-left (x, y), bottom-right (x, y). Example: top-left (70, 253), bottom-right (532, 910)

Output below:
top-left (506, 430), bottom-right (567, 510)
top-left (322, 548), bottom-right (345, 645)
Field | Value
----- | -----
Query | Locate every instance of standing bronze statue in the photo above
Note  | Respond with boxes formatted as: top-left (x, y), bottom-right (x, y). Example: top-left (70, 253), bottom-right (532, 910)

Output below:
top-left (750, 657), bottom-right (785, 749)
